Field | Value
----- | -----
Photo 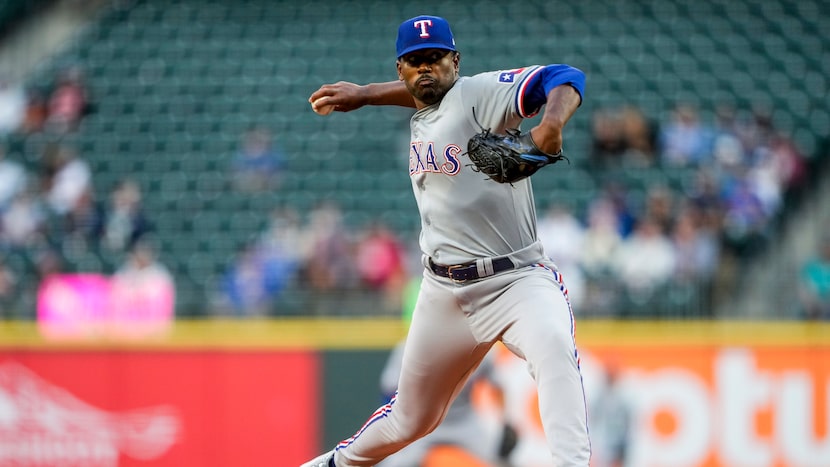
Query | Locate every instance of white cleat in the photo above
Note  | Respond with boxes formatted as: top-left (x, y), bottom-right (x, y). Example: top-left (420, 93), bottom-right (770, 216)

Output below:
top-left (299, 449), bottom-right (335, 467)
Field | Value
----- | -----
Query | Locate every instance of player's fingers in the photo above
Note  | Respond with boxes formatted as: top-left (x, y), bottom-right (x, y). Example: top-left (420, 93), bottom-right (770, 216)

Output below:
top-left (308, 86), bottom-right (331, 103)
top-left (309, 82), bottom-right (347, 102)
top-left (310, 95), bottom-right (331, 107)
top-left (309, 82), bottom-right (364, 112)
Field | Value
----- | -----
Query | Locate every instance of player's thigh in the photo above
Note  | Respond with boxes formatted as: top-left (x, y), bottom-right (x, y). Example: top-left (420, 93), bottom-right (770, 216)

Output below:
top-left (395, 274), bottom-right (491, 424)
top-left (499, 267), bottom-right (577, 363)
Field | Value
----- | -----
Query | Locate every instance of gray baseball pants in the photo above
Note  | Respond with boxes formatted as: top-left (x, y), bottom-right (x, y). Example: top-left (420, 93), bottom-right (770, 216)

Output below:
top-left (333, 260), bottom-right (591, 466)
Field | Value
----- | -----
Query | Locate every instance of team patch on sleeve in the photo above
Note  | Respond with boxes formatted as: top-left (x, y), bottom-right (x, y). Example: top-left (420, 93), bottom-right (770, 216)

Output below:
top-left (497, 67), bottom-right (525, 83)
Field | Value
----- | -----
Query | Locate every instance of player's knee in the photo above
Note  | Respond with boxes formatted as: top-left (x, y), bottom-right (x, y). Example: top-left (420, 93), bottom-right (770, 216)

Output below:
top-left (527, 324), bottom-right (575, 356)
top-left (510, 325), bottom-right (578, 377)
top-left (394, 411), bottom-right (443, 443)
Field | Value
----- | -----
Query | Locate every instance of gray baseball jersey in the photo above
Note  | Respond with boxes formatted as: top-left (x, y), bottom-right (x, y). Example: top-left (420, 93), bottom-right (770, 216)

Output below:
top-left (409, 66), bottom-right (542, 265)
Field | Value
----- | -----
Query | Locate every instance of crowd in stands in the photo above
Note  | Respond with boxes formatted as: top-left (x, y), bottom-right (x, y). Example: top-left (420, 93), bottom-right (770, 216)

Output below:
top-left (582, 101), bottom-right (812, 317)
top-left (211, 202), bottom-right (411, 317)
top-left (0, 66), bottom-right (91, 138)
top-left (209, 99), bottom-right (822, 319)
top-left (0, 60), bottom-right (825, 320)
top-left (0, 66), bottom-right (158, 318)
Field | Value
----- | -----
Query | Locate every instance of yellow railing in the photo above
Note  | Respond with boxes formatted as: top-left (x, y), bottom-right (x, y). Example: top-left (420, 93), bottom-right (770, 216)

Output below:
top-left (0, 319), bottom-right (827, 350)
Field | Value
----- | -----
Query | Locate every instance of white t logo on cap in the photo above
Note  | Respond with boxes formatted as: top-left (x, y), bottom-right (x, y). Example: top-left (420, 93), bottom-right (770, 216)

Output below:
top-left (413, 19), bottom-right (433, 38)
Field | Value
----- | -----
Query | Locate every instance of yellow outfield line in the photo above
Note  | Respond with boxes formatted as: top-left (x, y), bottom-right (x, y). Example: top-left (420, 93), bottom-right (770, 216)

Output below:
top-left (574, 320), bottom-right (830, 347)
top-left (0, 319), bottom-right (827, 350)
top-left (0, 318), bottom-right (408, 350)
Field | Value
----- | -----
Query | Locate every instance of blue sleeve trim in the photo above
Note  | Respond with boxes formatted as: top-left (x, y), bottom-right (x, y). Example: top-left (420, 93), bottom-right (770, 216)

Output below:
top-left (517, 64), bottom-right (586, 118)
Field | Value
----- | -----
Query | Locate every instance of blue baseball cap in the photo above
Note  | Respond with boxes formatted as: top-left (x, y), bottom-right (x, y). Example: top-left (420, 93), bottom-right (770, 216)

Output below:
top-left (396, 15), bottom-right (456, 59)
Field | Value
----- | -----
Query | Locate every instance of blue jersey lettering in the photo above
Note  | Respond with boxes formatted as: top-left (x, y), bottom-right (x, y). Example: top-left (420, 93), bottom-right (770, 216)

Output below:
top-left (424, 144), bottom-right (440, 172)
top-left (441, 145), bottom-right (461, 175)
top-left (410, 142), bottom-right (462, 176)
top-left (409, 142), bottom-right (427, 174)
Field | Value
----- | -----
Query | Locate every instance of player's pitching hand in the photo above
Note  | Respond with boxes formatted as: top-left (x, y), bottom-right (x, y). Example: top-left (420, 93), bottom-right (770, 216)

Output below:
top-left (308, 81), bottom-right (366, 114)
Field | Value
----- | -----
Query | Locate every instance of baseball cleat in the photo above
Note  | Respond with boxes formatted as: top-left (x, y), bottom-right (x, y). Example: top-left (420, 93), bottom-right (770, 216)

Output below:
top-left (299, 449), bottom-right (335, 467)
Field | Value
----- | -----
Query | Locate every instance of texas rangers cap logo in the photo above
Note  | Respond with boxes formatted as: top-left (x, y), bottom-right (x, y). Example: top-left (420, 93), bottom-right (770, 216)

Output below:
top-left (396, 15), bottom-right (457, 58)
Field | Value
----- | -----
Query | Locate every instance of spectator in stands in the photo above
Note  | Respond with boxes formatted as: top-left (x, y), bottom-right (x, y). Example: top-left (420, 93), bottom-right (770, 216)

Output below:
top-left (766, 132), bottom-right (808, 201)
top-left (258, 207), bottom-right (305, 267)
top-left (579, 197), bottom-right (624, 316)
top-left (230, 126), bottom-right (285, 192)
top-left (580, 197), bottom-right (623, 279)
top-left (738, 106), bottom-right (775, 159)
top-left (255, 207), bottom-right (305, 314)
top-left (45, 66), bottom-right (90, 134)
top-left (302, 201), bottom-right (357, 292)
top-left (21, 87), bottom-right (48, 134)
top-left (102, 178), bottom-right (152, 253)
top-left (798, 234), bottom-right (830, 320)
top-left (643, 185), bottom-right (675, 234)
top-left (0, 76), bottom-right (26, 136)
top-left (746, 145), bottom-right (785, 219)
top-left (659, 103), bottom-right (715, 167)
top-left (537, 203), bottom-right (587, 308)
top-left (743, 111), bottom-right (808, 214)
top-left (215, 208), bottom-right (307, 317)
top-left (0, 257), bottom-right (18, 318)
top-left (50, 185), bottom-right (105, 254)
top-left (0, 145), bottom-right (28, 212)
top-left (712, 125), bottom-right (746, 176)
top-left (618, 105), bottom-right (658, 167)
top-left (602, 182), bottom-right (637, 237)
top-left (0, 186), bottom-right (46, 249)
top-left (688, 168), bottom-right (725, 234)
top-left (110, 239), bottom-right (175, 337)
top-left (720, 174), bottom-right (769, 259)
top-left (590, 105), bottom-right (658, 169)
top-left (40, 143), bottom-right (92, 216)
top-left (32, 247), bottom-right (64, 280)
top-left (355, 220), bottom-right (407, 314)
top-left (712, 104), bottom-right (750, 167)
top-left (590, 107), bottom-right (626, 168)
top-left (217, 241), bottom-right (270, 316)
top-left (217, 239), bottom-right (294, 316)
top-left (611, 216), bottom-right (676, 307)
top-left (670, 208), bottom-right (720, 284)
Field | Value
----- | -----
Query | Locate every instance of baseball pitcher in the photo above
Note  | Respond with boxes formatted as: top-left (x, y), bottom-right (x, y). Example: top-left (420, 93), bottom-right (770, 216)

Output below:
top-left (303, 15), bottom-right (590, 467)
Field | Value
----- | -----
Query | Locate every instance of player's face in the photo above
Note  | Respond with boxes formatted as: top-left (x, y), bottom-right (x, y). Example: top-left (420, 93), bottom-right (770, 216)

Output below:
top-left (397, 49), bottom-right (459, 108)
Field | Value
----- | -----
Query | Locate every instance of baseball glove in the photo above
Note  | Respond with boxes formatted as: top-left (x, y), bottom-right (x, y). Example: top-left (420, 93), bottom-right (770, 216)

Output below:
top-left (467, 128), bottom-right (567, 184)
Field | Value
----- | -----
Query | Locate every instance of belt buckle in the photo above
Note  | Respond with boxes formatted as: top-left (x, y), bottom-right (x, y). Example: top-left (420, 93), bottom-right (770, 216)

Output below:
top-left (447, 264), bottom-right (467, 283)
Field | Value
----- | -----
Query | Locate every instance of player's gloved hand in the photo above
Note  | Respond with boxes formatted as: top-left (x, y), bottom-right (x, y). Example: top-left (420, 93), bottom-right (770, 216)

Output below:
top-left (466, 127), bottom-right (568, 184)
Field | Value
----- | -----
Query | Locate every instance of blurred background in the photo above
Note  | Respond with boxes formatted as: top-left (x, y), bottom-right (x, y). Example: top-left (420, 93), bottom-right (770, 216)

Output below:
top-left (0, 0), bottom-right (828, 466)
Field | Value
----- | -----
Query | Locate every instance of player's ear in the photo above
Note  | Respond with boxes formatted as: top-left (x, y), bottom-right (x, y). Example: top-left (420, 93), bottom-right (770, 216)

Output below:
top-left (453, 52), bottom-right (460, 71)
top-left (396, 60), bottom-right (404, 80)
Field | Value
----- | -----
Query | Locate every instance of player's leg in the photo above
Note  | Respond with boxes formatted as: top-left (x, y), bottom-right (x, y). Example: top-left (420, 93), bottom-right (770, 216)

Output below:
top-left (499, 265), bottom-right (591, 466)
top-left (333, 272), bottom-right (492, 467)
top-left (373, 436), bottom-right (432, 467)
